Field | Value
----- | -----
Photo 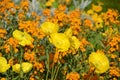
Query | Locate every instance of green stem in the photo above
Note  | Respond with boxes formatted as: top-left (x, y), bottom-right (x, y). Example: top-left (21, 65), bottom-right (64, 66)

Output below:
top-left (46, 47), bottom-right (50, 80)
top-left (20, 46), bottom-right (23, 78)
top-left (51, 63), bottom-right (55, 80)
top-left (9, 46), bottom-right (14, 79)
top-left (54, 63), bottom-right (61, 80)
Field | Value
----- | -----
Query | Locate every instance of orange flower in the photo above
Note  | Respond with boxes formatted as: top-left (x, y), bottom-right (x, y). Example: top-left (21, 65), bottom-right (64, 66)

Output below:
top-left (19, 21), bottom-right (45, 39)
top-left (83, 19), bottom-right (93, 30)
top-left (109, 67), bottom-right (120, 77)
top-left (79, 38), bottom-right (89, 52)
top-left (107, 35), bottom-right (120, 53)
top-left (20, 0), bottom-right (29, 11)
top-left (102, 9), bottom-right (119, 25)
top-left (0, 78), bottom-right (6, 80)
top-left (92, 4), bottom-right (102, 12)
top-left (53, 50), bottom-right (59, 63)
top-left (0, 28), bottom-right (7, 38)
top-left (24, 52), bottom-right (35, 62)
top-left (3, 44), bottom-right (10, 53)
top-left (33, 62), bottom-right (44, 73)
top-left (66, 72), bottom-right (80, 80)
top-left (57, 4), bottom-right (67, 11)
top-left (42, 9), bottom-right (51, 17)
top-left (3, 37), bottom-right (19, 53)
top-left (69, 11), bottom-right (81, 35)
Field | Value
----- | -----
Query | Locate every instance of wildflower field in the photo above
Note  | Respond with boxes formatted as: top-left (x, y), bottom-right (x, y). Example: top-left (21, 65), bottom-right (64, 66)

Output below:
top-left (0, 0), bottom-right (120, 80)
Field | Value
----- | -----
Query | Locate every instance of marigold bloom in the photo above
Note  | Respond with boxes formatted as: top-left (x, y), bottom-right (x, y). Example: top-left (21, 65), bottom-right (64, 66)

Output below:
top-left (0, 78), bottom-right (6, 80)
top-left (109, 67), bottom-right (120, 77)
top-left (33, 62), bottom-right (44, 73)
top-left (92, 4), bottom-right (102, 12)
top-left (12, 62), bottom-right (33, 73)
top-left (88, 50), bottom-right (109, 73)
top-left (0, 28), bottom-right (7, 38)
top-left (20, 0), bottom-right (29, 11)
top-left (40, 22), bottom-right (59, 35)
top-left (0, 57), bottom-right (10, 73)
top-left (53, 50), bottom-right (59, 63)
top-left (83, 19), bottom-right (93, 30)
top-left (24, 52), bottom-right (35, 62)
top-left (102, 9), bottom-right (119, 25)
top-left (13, 30), bottom-right (33, 46)
top-left (66, 72), bottom-right (80, 80)
top-left (49, 33), bottom-right (70, 52)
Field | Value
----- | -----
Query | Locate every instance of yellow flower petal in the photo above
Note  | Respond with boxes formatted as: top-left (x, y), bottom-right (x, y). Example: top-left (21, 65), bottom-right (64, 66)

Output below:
top-left (13, 30), bottom-right (24, 41)
top-left (70, 36), bottom-right (80, 50)
top-left (0, 64), bottom-right (10, 73)
top-left (46, 1), bottom-right (52, 7)
top-left (87, 9), bottom-right (94, 15)
top-left (13, 30), bottom-right (33, 46)
top-left (0, 57), bottom-right (7, 65)
top-left (12, 62), bottom-right (33, 73)
top-left (49, 33), bottom-right (70, 52)
top-left (12, 64), bottom-right (20, 73)
top-left (88, 51), bottom-right (109, 73)
top-left (95, 17), bottom-right (103, 29)
top-left (0, 57), bottom-right (10, 73)
top-left (64, 28), bottom-right (73, 38)
top-left (40, 22), bottom-right (59, 35)
top-left (22, 62), bottom-right (33, 73)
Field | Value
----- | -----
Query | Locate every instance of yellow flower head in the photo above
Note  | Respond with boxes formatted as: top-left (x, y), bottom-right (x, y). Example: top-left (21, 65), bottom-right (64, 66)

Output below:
top-left (88, 50), bottom-right (109, 73)
top-left (70, 36), bottom-right (80, 50)
top-left (64, 28), bottom-right (73, 38)
top-left (13, 30), bottom-right (33, 46)
top-left (12, 62), bottom-right (33, 73)
top-left (40, 22), bottom-right (59, 35)
top-left (0, 57), bottom-right (10, 73)
top-left (87, 9), bottom-right (94, 15)
top-left (92, 4), bottom-right (102, 12)
top-left (95, 17), bottom-right (103, 29)
top-left (46, 0), bottom-right (55, 7)
top-left (49, 33), bottom-right (70, 52)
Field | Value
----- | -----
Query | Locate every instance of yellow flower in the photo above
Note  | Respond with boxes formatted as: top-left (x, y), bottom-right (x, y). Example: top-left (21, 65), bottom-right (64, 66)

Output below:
top-left (49, 33), bottom-right (70, 52)
top-left (92, 4), bottom-right (102, 12)
top-left (102, 27), bottom-right (118, 37)
top-left (12, 64), bottom-right (20, 73)
top-left (0, 57), bottom-right (7, 65)
top-left (40, 22), bottom-right (59, 35)
top-left (87, 9), bottom-right (94, 15)
top-left (64, 29), bottom-right (80, 51)
top-left (88, 50), bottom-right (109, 73)
top-left (0, 57), bottom-right (10, 73)
top-left (70, 36), bottom-right (80, 50)
top-left (92, 13), bottom-right (103, 29)
top-left (92, 13), bottom-right (98, 21)
top-left (13, 30), bottom-right (33, 46)
top-left (12, 62), bottom-right (33, 73)
top-left (64, 28), bottom-right (73, 38)
top-left (46, 0), bottom-right (55, 7)
top-left (95, 17), bottom-right (103, 29)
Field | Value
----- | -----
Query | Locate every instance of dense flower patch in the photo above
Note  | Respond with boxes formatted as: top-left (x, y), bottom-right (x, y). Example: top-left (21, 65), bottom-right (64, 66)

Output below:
top-left (0, 0), bottom-right (120, 80)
